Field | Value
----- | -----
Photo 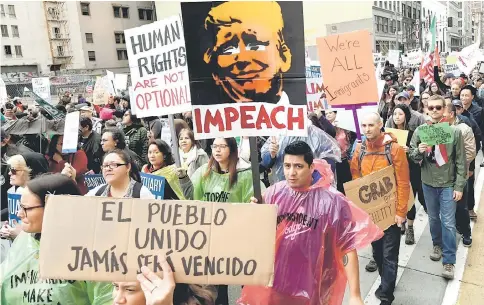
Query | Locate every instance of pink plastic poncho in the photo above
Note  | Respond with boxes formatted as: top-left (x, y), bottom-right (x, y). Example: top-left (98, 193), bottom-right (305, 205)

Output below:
top-left (238, 159), bottom-right (383, 305)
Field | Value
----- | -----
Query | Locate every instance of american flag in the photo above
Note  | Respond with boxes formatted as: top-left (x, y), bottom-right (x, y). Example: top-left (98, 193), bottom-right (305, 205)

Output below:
top-left (86, 80), bottom-right (93, 94)
top-left (420, 52), bottom-right (434, 83)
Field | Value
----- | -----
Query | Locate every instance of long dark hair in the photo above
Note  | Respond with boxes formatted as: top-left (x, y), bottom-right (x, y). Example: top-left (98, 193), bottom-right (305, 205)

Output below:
top-left (27, 173), bottom-right (81, 206)
top-left (204, 138), bottom-right (238, 189)
top-left (47, 134), bottom-right (62, 158)
top-left (148, 139), bottom-right (174, 167)
top-left (125, 110), bottom-right (142, 125)
top-left (103, 149), bottom-right (141, 182)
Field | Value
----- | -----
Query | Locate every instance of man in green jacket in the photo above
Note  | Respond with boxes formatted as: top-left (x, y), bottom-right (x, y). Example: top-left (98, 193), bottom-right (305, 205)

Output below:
top-left (409, 95), bottom-right (467, 280)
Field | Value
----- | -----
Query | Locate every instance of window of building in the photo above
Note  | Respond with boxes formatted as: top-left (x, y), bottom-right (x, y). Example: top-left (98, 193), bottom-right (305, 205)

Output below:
top-left (458, 20), bottom-right (462, 27)
top-left (376, 40), bottom-right (381, 53)
top-left (88, 51), bottom-right (96, 61)
top-left (85, 32), bottom-right (93, 43)
top-left (408, 7), bottom-right (411, 18)
top-left (138, 8), bottom-right (153, 20)
top-left (417, 9), bottom-right (420, 18)
top-left (57, 46), bottom-right (64, 56)
top-left (7, 5), bottom-right (15, 17)
top-left (114, 32), bottom-right (126, 44)
top-left (4, 45), bottom-right (12, 56)
top-left (413, 8), bottom-right (416, 19)
top-left (402, 4), bottom-right (405, 16)
top-left (374, 1), bottom-right (377, 6)
top-left (113, 6), bottom-right (129, 18)
top-left (81, 3), bottom-right (90, 16)
top-left (393, 2), bottom-right (396, 12)
top-left (398, 21), bottom-right (401, 32)
top-left (53, 27), bottom-right (61, 38)
top-left (14, 45), bottom-right (22, 57)
top-left (458, 12), bottom-right (462, 18)
top-left (117, 49), bottom-right (128, 60)
top-left (11, 25), bottom-right (18, 37)
top-left (122, 7), bottom-right (129, 18)
top-left (423, 9), bottom-right (425, 17)
top-left (383, 17), bottom-right (389, 33)
top-left (1, 25), bottom-right (8, 37)
top-left (374, 16), bottom-right (379, 32)
top-left (384, 1), bottom-right (387, 9)
top-left (0, 5), bottom-right (4, 17)
top-left (113, 6), bottom-right (120, 18)
top-left (379, 1), bottom-right (382, 8)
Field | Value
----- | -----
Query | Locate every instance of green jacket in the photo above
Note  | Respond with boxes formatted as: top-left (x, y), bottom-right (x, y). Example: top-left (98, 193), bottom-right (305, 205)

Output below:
top-left (409, 124), bottom-right (467, 192)
top-left (124, 124), bottom-right (149, 162)
top-left (0, 232), bottom-right (113, 305)
top-left (191, 160), bottom-right (255, 203)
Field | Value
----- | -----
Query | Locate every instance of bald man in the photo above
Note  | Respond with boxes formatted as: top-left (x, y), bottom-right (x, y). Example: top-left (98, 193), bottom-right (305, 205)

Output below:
top-left (203, 1), bottom-right (292, 104)
top-left (350, 112), bottom-right (410, 305)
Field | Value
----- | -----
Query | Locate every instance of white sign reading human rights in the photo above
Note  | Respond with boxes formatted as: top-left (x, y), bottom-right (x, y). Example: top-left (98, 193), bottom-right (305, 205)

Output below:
top-left (125, 15), bottom-right (191, 118)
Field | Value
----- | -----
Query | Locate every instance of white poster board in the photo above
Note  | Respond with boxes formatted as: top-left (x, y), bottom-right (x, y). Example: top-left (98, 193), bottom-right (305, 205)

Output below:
top-left (125, 15), bottom-right (192, 118)
top-left (106, 70), bottom-right (116, 96)
top-left (62, 111), bottom-right (80, 153)
top-left (388, 50), bottom-right (401, 68)
top-left (32, 77), bottom-right (51, 103)
top-left (114, 74), bottom-right (128, 94)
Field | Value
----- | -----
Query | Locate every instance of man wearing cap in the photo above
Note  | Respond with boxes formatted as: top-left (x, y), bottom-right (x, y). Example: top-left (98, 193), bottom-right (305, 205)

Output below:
top-left (406, 85), bottom-right (419, 111)
top-left (80, 106), bottom-right (102, 134)
top-left (386, 92), bottom-right (426, 132)
top-left (385, 75), bottom-right (394, 87)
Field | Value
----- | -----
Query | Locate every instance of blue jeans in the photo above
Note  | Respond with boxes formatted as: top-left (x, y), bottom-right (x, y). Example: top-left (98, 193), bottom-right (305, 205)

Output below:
top-left (422, 183), bottom-right (457, 264)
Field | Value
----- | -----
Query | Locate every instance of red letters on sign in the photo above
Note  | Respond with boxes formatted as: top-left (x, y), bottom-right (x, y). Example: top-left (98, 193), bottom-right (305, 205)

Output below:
top-left (134, 78), bottom-right (158, 90)
top-left (224, 107), bottom-right (239, 131)
top-left (240, 106), bottom-right (256, 129)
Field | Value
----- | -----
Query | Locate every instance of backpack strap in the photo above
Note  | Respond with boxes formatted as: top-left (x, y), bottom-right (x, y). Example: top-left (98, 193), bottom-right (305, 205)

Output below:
top-left (95, 184), bottom-right (108, 196)
top-left (357, 140), bottom-right (394, 177)
top-left (357, 140), bottom-right (367, 177)
top-left (132, 182), bottom-right (143, 198)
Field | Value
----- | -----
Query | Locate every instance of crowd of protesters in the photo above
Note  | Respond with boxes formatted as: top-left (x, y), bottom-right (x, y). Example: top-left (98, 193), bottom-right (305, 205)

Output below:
top-left (0, 57), bottom-right (483, 305)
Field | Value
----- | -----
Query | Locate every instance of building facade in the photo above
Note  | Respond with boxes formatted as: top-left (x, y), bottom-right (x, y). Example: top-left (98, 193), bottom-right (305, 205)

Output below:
top-left (0, 0), bottom-right (155, 79)
top-left (471, 1), bottom-right (484, 47)
top-left (421, 0), bottom-right (447, 52)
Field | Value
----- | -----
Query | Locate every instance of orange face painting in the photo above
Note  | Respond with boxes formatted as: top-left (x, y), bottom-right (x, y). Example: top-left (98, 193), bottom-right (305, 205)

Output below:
top-left (203, 1), bottom-right (292, 103)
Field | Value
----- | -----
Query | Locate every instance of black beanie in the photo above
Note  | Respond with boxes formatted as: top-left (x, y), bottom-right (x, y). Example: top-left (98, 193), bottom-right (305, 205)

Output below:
top-left (20, 152), bottom-right (49, 179)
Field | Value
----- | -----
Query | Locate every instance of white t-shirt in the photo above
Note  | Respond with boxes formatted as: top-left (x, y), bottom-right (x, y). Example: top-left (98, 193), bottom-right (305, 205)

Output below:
top-left (86, 184), bottom-right (155, 199)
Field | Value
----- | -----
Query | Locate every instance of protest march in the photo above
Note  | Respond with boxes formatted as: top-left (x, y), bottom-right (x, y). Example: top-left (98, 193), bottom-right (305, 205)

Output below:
top-left (1, 1), bottom-right (484, 305)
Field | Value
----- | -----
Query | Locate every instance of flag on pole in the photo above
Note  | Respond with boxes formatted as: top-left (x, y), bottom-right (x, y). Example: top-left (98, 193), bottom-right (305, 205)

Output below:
top-left (430, 15), bottom-right (436, 51)
top-left (420, 14), bottom-right (437, 83)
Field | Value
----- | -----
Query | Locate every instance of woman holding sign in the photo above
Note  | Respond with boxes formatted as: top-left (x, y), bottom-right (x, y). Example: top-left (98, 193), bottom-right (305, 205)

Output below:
top-left (178, 128), bottom-right (209, 178)
top-left (141, 140), bottom-right (188, 200)
top-left (0, 173), bottom-right (113, 305)
top-left (87, 149), bottom-right (154, 199)
top-left (389, 104), bottom-right (424, 245)
top-left (112, 263), bottom-right (217, 305)
top-left (190, 137), bottom-right (257, 305)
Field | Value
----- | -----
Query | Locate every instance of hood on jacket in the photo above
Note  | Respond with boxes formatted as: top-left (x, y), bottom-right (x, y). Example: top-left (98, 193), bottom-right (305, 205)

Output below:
top-left (21, 152), bottom-right (49, 178)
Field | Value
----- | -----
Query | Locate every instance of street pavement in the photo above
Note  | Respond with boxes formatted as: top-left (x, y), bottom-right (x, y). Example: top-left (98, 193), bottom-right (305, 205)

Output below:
top-left (228, 152), bottom-right (484, 305)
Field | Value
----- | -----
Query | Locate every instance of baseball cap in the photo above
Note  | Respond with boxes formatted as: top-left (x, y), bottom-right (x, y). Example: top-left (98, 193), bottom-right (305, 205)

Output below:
top-left (385, 75), bottom-right (392, 81)
top-left (396, 92), bottom-right (410, 100)
top-left (443, 73), bottom-right (455, 81)
top-left (406, 85), bottom-right (416, 91)
top-left (452, 99), bottom-right (463, 107)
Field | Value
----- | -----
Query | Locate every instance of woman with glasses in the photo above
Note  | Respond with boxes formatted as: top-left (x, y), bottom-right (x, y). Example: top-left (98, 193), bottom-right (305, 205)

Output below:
top-left (46, 134), bottom-right (89, 195)
top-left (141, 139), bottom-right (188, 200)
top-left (87, 149), bottom-right (154, 199)
top-left (0, 152), bottom-right (48, 241)
top-left (189, 137), bottom-right (257, 305)
top-left (0, 173), bottom-right (113, 304)
top-left (178, 128), bottom-right (208, 178)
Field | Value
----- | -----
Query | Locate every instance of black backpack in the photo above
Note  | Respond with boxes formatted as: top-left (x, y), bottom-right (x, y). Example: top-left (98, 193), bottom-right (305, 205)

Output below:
top-left (95, 182), bottom-right (143, 198)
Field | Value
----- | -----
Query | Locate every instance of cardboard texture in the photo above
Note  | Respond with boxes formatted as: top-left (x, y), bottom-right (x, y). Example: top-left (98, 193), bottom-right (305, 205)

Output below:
top-left (317, 30), bottom-right (378, 106)
top-left (385, 128), bottom-right (409, 147)
top-left (92, 76), bottom-right (109, 105)
top-left (39, 196), bottom-right (277, 286)
top-left (343, 166), bottom-right (398, 230)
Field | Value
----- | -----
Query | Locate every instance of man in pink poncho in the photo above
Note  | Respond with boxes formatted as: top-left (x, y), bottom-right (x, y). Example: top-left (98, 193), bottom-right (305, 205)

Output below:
top-left (239, 141), bottom-right (383, 305)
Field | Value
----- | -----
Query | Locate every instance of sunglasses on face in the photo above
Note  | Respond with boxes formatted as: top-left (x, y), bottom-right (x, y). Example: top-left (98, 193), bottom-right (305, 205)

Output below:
top-left (428, 105), bottom-right (443, 111)
top-left (9, 168), bottom-right (24, 175)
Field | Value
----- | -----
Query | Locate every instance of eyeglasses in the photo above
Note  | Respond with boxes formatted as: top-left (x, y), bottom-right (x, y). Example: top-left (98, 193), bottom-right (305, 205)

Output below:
top-left (9, 168), bottom-right (24, 175)
top-left (19, 203), bottom-right (43, 217)
top-left (102, 163), bottom-right (127, 170)
top-left (211, 144), bottom-right (228, 150)
top-left (428, 105), bottom-right (443, 111)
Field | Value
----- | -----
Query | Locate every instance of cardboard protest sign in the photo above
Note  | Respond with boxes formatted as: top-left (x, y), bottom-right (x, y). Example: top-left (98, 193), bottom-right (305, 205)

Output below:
top-left (417, 122), bottom-right (453, 146)
top-left (39, 196), bottom-right (277, 285)
top-left (456, 43), bottom-right (484, 75)
top-left (388, 50), bottom-right (401, 68)
top-left (7, 193), bottom-right (21, 227)
top-left (306, 77), bottom-right (328, 112)
top-left (84, 174), bottom-right (106, 191)
top-left (140, 172), bottom-right (165, 199)
top-left (182, 1), bottom-right (308, 139)
top-left (62, 111), bottom-right (80, 154)
top-left (317, 30), bottom-right (378, 106)
top-left (32, 77), bottom-right (51, 103)
top-left (125, 15), bottom-right (192, 118)
top-left (344, 166), bottom-right (397, 230)
top-left (444, 64), bottom-right (461, 77)
top-left (92, 76), bottom-right (109, 105)
top-left (385, 128), bottom-right (409, 147)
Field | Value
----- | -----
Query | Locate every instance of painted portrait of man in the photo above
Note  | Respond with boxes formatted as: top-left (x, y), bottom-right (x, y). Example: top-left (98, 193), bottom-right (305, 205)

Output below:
top-left (182, 1), bottom-right (307, 139)
top-left (182, 1), bottom-right (305, 105)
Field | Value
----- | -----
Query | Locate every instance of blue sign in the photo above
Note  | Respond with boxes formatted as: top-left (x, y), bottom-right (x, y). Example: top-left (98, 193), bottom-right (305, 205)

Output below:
top-left (84, 174), bottom-right (106, 191)
top-left (140, 172), bottom-right (165, 199)
top-left (7, 193), bottom-right (21, 226)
